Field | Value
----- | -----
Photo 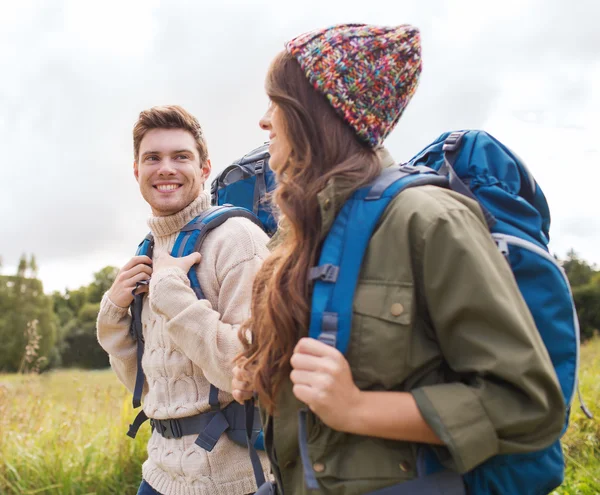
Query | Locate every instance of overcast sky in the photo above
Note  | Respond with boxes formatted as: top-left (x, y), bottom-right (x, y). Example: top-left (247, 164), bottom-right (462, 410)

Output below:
top-left (1, 0), bottom-right (598, 293)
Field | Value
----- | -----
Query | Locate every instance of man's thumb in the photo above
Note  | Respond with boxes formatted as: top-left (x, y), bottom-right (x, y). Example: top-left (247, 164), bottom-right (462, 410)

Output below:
top-left (184, 252), bottom-right (202, 266)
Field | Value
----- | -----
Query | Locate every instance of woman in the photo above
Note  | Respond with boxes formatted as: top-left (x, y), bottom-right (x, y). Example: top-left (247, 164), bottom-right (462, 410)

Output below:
top-left (233, 24), bottom-right (564, 495)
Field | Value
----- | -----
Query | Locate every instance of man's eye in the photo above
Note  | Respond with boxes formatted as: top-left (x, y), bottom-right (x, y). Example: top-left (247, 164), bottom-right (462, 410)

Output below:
top-left (146, 155), bottom-right (159, 161)
top-left (176, 154), bottom-right (189, 160)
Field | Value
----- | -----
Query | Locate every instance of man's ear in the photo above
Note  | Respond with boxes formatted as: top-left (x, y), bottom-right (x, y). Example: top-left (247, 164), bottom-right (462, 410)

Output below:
top-left (133, 161), bottom-right (139, 182)
top-left (202, 159), bottom-right (212, 181)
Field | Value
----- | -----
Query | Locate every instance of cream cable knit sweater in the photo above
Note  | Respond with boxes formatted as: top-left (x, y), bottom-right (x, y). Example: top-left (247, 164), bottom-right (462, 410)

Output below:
top-left (97, 191), bottom-right (271, 495)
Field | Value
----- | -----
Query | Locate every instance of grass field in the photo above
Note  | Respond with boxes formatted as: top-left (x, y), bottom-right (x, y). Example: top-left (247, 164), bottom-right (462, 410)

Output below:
top-left (0, 370), bottom-right (149, 494)
top-left (1, 338), bottom-right (599, 495)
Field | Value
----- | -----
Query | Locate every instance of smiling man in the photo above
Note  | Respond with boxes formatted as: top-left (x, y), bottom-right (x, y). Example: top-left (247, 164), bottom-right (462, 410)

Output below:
top-left (96, 105), bottom-right (270, 495)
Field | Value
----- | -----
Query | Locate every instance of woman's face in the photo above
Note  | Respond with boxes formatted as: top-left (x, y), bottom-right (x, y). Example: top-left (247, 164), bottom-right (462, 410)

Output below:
top-left (259, 101), bottom-right (292, 173)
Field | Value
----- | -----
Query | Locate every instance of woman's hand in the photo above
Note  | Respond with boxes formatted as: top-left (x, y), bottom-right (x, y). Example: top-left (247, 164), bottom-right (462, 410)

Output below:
top-left (232, 357), bottom-right (255, 404)
top-left (290, 337), bottom-right (362, 433)
top-left (153, 252), bottom-right (201, 276)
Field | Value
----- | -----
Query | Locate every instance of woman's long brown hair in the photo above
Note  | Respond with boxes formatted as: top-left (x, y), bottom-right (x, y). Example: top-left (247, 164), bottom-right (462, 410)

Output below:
top-left (238, 50), bottom-right (382, 414)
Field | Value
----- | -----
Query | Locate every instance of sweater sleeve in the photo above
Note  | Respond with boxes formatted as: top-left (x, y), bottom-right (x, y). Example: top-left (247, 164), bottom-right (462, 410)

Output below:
top-left (148, 217), bottom-right (269, 393)
top-left (410, 207), bottom-right (565, 473)
top-left (96, 293), bottom-right (146, 396)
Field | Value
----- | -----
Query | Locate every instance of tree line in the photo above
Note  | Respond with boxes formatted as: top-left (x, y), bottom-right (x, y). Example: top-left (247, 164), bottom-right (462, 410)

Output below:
top-left (0, 250), bottom-right (598, 373)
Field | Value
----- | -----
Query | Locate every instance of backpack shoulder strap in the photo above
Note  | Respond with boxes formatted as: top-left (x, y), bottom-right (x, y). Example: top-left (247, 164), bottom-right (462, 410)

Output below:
top-left (126, 232), bottom-right (155, 438)
top-left (130, 232), bottom-right (154, 346)
top-left (308, 165), bottom-right (447, 355)
top-left (170, 206), bottom-right (263, 300)
top-left (126, 208), bottom-right (263, 437)
top-left (300, 165), bottom-right (450, 490)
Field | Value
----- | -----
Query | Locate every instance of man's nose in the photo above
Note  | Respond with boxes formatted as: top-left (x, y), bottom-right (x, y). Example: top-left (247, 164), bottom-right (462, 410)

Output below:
top-left (157, 158), bottom-right (176, 175)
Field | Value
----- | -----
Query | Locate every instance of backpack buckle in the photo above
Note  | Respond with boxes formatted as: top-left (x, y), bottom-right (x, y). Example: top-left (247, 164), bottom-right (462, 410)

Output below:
top-left (308, 264), bottom-right (339, 283)
top-left (442, 131), bottom-right (466, 152)
top-left (398, 165), bottom-right (420, 174)
top-left (255, 160), bottom-right (265, 175)
top-left (152, 418), bottom-right (183, 439)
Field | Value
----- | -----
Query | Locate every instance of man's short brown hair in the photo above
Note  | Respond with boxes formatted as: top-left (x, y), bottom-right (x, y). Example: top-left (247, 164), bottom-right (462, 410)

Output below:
top-left (133, 105), bottom-right (209, 163)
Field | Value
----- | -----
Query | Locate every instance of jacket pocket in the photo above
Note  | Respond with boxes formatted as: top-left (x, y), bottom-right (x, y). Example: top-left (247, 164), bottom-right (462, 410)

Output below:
top-left (308, 437), bottom-right (417, 494)
top-left (350, 283), bottom-right (414, 388)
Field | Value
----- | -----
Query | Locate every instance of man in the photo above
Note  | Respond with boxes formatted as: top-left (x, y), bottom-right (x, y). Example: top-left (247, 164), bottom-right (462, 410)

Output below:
top-left (97, 105), bottom-right (270, 495)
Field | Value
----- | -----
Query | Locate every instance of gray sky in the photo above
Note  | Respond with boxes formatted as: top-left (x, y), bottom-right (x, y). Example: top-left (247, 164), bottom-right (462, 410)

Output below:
top-left (1, 0), bottom-right (599, 293)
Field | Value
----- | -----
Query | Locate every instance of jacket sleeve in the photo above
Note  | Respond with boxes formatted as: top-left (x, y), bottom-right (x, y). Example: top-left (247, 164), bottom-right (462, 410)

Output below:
top-left (148, 219), bottom-right (267, 393)
top-left (410, 206), bottom-right (565, 473)
top-left (96, 293), bottom-right (145, 396)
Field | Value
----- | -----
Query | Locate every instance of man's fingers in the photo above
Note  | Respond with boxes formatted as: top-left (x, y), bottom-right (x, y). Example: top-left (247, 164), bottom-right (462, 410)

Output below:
top-left (181, 252), bottom-right (202, 268)
top-left (123, 263), bottom-right (153, 279)
top-left (232, 389), bottom-right (254, 404)
top-left (232, 367), bottom-right (254, 405)
top-left (127, 271), bottom-right (151, 287)
top-left (232, 378), bottom-right (250, 392)
top-left (122, 255), bottom-right (152, 271)
top-left (233, 365), bottom-right (253, 383)
top-left (133, 284), bottom-right (149, 296)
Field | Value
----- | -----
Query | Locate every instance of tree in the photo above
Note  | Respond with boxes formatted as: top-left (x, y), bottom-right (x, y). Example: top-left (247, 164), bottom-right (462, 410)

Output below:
top-left (562, 249), bottom-right (596, 288)
top-left (55, 265), bottom-right (118, 369)
top-left (559, 250), bottom-right (600, 342)
top-left (573, 273), bottom-right (600, 341)
top-left (0, 270), bottom-right (56, 372)
top-left (17, 254), bottom-right (27, 278)
top-left (87, 266), bottom-right (118, 304)
top-left (29, 254), bottom-right (39, 279)
top-left (60, 302), bottom-right (109, 369)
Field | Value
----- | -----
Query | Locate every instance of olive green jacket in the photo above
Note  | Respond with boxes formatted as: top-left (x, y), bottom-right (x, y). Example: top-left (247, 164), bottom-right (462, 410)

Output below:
top-left (262, 151), bottom-right (565, 495)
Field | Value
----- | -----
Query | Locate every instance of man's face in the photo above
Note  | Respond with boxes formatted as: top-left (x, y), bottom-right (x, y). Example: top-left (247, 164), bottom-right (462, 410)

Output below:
top-left (134, 128), bottom-right (211, 216)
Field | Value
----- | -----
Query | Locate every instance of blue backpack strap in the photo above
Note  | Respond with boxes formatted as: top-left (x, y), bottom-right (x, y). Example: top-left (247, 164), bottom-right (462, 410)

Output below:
top-left (127, 205), bottom-right (267, 484)
top-left (127, 233), bottom-right (154, 438)
top-left (173, 206), bottom-right (267, 469)
top-left (299, 166), bottom-right (448, 490)
top-left (438, 131), bottom-right (496, 229)
top-left (172, 205), bottom-right (263, 299)
top-left (253, 158), bottom-right (268, 215)
top-left (307, 166), bottom-right (447, 353)
top-left (128, 208), bottom-right (257, 437)
top-left (245, 398), bottom-right (267, 489)
top-left (175, 206), bottom-right (267, 485)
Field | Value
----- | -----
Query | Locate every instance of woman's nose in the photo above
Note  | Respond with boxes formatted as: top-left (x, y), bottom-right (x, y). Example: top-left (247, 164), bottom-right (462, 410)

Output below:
top-left (259, 108), bottom-right (272, 131)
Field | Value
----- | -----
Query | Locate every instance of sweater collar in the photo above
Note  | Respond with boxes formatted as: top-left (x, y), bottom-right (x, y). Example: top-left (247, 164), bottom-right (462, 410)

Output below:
top-left (147, 190), bottom-right (212, 238)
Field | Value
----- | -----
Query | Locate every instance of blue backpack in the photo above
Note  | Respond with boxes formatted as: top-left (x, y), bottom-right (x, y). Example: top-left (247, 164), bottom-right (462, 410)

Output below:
top-left (301, 130), bottom-right (592, 494)
top-left (126, 205), bottom-right (268, 490)
top-left (211, 143), bottom-right (278, 235)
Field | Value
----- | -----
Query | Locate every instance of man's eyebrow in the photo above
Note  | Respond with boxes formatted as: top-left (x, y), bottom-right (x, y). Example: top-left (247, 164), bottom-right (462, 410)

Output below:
top-left (173, 149), bottom-right (194, 155)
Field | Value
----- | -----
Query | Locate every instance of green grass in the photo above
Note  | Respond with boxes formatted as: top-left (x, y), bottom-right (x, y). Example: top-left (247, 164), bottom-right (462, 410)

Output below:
top-left (553, 337), bottom-right (600, 495)
top-left (0, 369), bottom-right (149, 494)
top-left (1, 338), bottom-right (598, 494)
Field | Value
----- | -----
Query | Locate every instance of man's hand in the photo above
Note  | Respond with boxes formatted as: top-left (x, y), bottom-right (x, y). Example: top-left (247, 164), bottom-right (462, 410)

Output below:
top-left (152, 252), bottom-right (202, 277)
top-left (107, 256), bottom-right (153, 308)
top-left (232, 357), bottom-right (255, 404)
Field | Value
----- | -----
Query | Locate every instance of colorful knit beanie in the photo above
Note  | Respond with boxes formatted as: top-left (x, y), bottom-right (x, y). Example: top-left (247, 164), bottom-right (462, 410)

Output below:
top-left (286, 23), bottom-right (422, 148)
